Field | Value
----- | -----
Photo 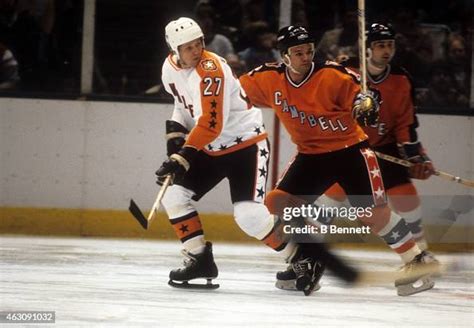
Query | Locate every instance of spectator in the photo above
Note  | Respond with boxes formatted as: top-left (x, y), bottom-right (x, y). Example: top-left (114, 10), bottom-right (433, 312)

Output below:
top-left (226, 53), bottom-right (247, 77)
top-left (195, 0), bottom-right (235, 59)
top-left (316, 10), bottom-right (359, 60)
top-left (238, 21), bottom-right (280, 70)
top-left (208, 0), bottom-right (243, 31)
top-left (0, 0), bottom-right (58, 91)
top-left (420, 33), bottom-right (471, 108)
top-left (0, 41), bottom-right (19, 90)
top-left (420, 63), bottom-right (469, 108)
top-left (391, 8), bottom-right (434, 87)
top-left (291, 0), bottom-right (309, 27)
top-left (445, 33), bottom-right (471, 97)
top-left (0, 0), bottom-right (41, 89)
top-left (242, 0), bottom-right (276, 30)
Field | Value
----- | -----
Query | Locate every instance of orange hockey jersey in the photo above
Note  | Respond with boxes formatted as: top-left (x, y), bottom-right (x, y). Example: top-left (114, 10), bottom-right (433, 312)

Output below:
top-left (239, 61), bottom-right (367, 154)
top-left (343, 58), bottom-right (419, 147)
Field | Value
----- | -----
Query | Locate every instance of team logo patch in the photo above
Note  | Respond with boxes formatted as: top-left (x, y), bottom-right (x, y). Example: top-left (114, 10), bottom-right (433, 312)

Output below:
top-left (201, 59), bottom-right (217, 71)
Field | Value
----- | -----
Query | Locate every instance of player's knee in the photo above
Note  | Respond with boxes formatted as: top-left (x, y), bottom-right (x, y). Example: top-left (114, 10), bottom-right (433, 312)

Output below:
top-left (161, 185), bottom-right (196, 218)
top-left (316, 193), bottom-right (349, 208)
top-left (233, 201), bottom-right (274, 239)
top-left (265, 189), bottom-right (298, 216)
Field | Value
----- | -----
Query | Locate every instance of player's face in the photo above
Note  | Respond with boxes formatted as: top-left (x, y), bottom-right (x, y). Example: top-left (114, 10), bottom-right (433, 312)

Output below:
top-left (178, 38), bottom-right (204, 68)
top-left (370, 40), bottom-right (395, 67)
top-left (287, 43), bottom-right (314, 74)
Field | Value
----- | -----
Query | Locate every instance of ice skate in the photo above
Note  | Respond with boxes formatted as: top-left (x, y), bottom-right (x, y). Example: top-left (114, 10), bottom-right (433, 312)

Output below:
top-left (289, 245), bottom-right (326, 296)
top-left (275, 264), bottom-right (324, 292)
top-left (395, 250), bottom-right (440, 296)
top-left (168, 241), bottom-right (219, 289)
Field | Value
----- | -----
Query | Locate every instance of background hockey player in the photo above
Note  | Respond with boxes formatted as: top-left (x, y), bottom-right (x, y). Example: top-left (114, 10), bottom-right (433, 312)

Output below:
top-left (319, 23), bottom-right (437, 252)
top-left (240, 25), bottom-right (436, 296)
top-left (315, 23), bottom-right (439, 292)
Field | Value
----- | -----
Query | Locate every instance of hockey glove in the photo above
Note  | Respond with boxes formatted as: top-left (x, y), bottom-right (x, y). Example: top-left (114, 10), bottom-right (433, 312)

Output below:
top-left (156, 146), bottom-right (197, 185)
top-left (352, 89), bottom-right (381, 126)
top-left (398, 141), bottom-right (435, 180)
top-left (166, 120), bottom-right (188, 156)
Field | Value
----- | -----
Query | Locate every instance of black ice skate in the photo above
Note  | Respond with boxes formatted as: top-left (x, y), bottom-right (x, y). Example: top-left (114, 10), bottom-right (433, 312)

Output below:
top-left (275, 265), bottom-right (298, 291)
top-left (289, 245), bottom-right (326, 296)
top-left (395, 250), bottom-right (439, 296)
top-left (168, 241), bottom-right (219, 290)
top-left (275, 263), bottom-right (324, 292)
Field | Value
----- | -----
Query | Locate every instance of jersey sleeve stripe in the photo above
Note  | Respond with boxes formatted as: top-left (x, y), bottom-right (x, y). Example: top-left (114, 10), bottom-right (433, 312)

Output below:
top-left (185, 51), bottom-right (225, 150)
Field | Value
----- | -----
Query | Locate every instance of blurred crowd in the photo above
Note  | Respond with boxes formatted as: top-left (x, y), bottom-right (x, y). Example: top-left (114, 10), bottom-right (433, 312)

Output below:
top-left (0, 0), bottom-right (82, 93)
top-left (0, 0), bottom-right (472, 108)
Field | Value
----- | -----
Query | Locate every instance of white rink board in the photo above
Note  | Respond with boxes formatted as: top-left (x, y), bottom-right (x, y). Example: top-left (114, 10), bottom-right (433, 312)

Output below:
top-left (1, 98), bottom-right (473, 213)
top-left (0, 236), bottom-right (473, 327)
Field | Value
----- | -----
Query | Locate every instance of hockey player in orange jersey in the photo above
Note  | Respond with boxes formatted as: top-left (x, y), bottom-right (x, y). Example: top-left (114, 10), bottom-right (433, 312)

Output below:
top-left (320, 23), bottom-right (437, 252)
top-left (155, 18), bottom-right (358, 293)
top-left (240, 25), bottom-right (436, 296)
top-left (316, 23), bottom-right (439, 292)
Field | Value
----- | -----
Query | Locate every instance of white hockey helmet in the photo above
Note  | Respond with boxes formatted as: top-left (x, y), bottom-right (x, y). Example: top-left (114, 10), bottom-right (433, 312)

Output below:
top-left (165, 17), bottom-right (204, 59)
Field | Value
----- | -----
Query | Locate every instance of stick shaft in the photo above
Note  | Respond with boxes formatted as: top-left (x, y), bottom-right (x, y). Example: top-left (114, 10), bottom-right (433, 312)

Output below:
top-left (357, 0), bottom-right (368, 94)
top-left (146, 175), bottom-right (172, 222)
top-left (374, 151), bottom-right (474, 188)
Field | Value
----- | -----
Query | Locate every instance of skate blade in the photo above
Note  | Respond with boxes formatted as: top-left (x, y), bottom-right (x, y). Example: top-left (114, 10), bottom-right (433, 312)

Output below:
top-left (303, 283), bottom-right (319, 296)
top-left (275, 279), bottom-right (321, 293)
top-left (168, 278), bottom-right (220, 290)
top-left (396, 275), bottom-right (435, 296)
top-left (275, 279), bottom-right (297, 291)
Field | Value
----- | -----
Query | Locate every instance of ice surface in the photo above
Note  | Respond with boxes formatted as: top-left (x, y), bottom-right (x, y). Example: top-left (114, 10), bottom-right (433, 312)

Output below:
top-left (0, 236), bottom-right (473, 327)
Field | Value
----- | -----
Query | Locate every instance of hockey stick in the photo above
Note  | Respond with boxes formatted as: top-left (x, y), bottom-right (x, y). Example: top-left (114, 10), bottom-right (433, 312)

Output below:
top-left (374, 151), bottom-right (474, 188)
top-left (357, 0), bottom-right (368, 94)
top-left (129, 175), bottom-right (172, 229)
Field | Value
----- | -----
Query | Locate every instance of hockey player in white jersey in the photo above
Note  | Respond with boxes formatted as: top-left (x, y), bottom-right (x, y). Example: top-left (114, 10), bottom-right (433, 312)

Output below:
top-left (156, 17), bottom-right (290, 289)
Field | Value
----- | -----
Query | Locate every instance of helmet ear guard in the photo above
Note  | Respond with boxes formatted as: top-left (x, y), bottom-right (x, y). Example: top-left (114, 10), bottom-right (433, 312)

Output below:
top-left (165, 17), bottom-right (204, 60)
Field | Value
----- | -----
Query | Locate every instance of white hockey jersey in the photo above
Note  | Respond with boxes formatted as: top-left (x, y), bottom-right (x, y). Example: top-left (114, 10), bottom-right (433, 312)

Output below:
top-left (161, 50), bottom-right (267, 155)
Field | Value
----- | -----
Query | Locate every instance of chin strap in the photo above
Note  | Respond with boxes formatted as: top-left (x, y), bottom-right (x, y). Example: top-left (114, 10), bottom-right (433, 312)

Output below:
top-left (282, 43), bottom-right (315, 75)
top-left (283, 54), bottom-right (304, 74)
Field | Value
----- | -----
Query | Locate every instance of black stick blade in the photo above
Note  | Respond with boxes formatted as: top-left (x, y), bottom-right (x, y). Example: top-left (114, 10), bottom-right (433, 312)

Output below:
top-left (129, 199), bottom-right (148, 229)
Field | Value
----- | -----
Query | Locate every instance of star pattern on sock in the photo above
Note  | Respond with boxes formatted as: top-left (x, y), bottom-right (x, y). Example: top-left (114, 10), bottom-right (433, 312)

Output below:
top-left (179, 224), bottom-right (189, 234)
